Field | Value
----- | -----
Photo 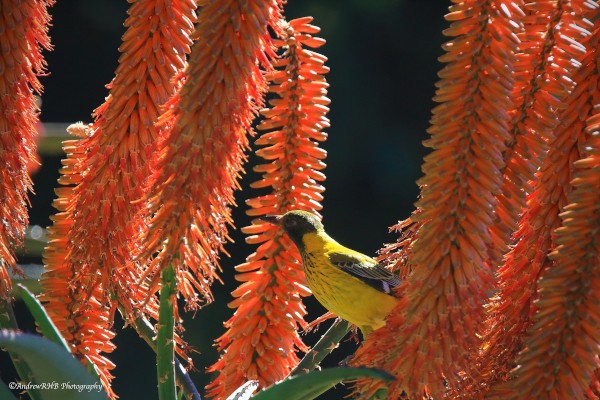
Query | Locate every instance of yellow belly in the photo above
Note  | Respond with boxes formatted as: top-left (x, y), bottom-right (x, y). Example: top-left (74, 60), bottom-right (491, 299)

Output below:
top-left (302, 254), bottom-right (398, 334)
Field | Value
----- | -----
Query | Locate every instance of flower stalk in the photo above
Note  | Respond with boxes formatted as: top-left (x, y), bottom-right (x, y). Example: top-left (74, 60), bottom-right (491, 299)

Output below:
top-left (157, 265), bottom-right (177, 400)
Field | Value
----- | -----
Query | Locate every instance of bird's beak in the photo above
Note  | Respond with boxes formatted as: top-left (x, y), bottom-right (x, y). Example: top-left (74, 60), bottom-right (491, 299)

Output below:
top-left (260, 215), bottom-right (282, 225)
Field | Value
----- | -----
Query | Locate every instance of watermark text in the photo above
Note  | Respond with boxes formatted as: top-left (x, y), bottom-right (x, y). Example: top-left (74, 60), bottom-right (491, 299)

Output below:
top-left (8, 381), bottom-right (103, 393)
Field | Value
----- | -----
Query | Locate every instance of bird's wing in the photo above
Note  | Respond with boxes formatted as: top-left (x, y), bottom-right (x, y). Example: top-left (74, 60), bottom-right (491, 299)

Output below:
top-left (328, 251), bottom-right (401, 295)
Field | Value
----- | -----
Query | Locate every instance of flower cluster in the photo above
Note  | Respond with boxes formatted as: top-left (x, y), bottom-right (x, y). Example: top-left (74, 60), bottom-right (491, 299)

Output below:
top-left (137, 0), bottom-right (282, 309)
top-left (40, 0), bottom-right (197, 395)
top-left (207, 17), bottom-right (330, 399)
top-left (0, 0), bottom-right (52, 298)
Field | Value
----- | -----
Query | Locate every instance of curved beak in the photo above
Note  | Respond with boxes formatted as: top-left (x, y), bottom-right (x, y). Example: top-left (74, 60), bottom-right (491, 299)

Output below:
top-left (260, 215), bottom-right (282, 225)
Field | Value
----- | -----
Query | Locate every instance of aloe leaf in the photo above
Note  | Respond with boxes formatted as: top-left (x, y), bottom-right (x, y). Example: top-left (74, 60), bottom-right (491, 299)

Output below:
top-left (15, 284), bottom-right (70, 351)
top-left (0, 330), bottom-right (108, 400)
top-left (13, 285), bottom-right (100, 382)
top-left (226, 380), bottom-right (259, 400)
top-left (0, 300), bottom-right (42, 400)
top-left (251, 367), bottom-right (394, 400)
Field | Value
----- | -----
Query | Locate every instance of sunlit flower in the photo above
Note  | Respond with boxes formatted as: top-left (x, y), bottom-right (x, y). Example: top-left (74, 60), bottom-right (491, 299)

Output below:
top-left (589, 369), bottom-right (600, 398)
top-left (351, 1), bottom-right (524, 397)
top-left (41, 0), bottom-right (197, 395)
top-left (0, 0), bottom-right (52, 298)
top-left (42, 123), bottom-right (117, 398)
top-left (472, 2), bottom-right (596, 397)
top-left (377, 215), bottom-right (420, 282)
top-left (487, 19), bottom-right (600, 398)
top-left (138, 0), bottom-right (282, 309)
top-left (206, 17), bottom-right (329, 399)
top-left (488, 1), bottom-right (557, 267)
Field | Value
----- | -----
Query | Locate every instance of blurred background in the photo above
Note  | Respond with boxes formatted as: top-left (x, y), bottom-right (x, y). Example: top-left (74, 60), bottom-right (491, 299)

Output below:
top-left (4, 0), bottom-right (448, 398)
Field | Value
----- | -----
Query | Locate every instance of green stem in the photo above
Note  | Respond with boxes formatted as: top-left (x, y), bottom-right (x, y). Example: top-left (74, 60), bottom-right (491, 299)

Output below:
top-left (0, 298), bottom-right (42, 400)
top-left (157, 265), bottom-right (177, 400)
top-left (290, 319), bottom-right (351, 376)
top-left (118, 305), bottom-right (201, 400)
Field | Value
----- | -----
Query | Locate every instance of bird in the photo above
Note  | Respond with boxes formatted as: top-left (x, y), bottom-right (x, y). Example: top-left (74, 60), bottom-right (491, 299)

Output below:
top-left (261, 210), bottom-right (400, 336)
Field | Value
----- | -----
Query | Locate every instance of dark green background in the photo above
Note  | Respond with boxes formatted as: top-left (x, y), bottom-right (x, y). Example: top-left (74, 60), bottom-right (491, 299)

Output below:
top-left (4, 0), bottom-right (448, 398)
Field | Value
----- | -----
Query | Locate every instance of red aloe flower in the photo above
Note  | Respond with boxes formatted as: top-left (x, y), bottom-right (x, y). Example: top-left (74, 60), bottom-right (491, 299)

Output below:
top-left (42, 123), bottom-right (118, 398)
top-left (138, 0), bottom-right (282, 308)
top-left (472, 2), bottom-right (596, 395)
top-left (67, 0), bottom-right (196, 311)
top-left (206, 17), bottom-right (329, 399)
top-left (487, 20), bottom-right (600, 399)
top-left (590, 369), bottom-right (600, 398)
top-left (377, 215), bottom-right (420, 282)
top-left (41, 0), bottom-right (197, 395)
top-left (488, 1), bottom-right (562, 267)
top-left (0, 0), bottom-right (52, 298)
top-left (351, 1), bottom-right (524, 397)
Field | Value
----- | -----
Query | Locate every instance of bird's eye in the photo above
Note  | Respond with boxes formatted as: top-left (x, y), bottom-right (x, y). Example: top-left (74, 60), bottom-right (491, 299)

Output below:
top-left (284, 218), bottom-right (296, 228)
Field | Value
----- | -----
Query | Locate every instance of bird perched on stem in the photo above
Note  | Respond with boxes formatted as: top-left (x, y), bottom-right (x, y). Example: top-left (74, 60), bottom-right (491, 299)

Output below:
top-left (261, 210), bottom-right (400, 336)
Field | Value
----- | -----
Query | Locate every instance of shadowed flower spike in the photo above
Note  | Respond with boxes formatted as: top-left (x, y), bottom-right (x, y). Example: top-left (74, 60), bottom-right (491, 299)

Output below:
top-left (138, 0), bottom-right (283, 308)
top-left (0, 0), bottom-right (52, 299)
top-left (42, 123), bottom-right (118, 398)
top-left (40, 1), bottom-right (197, 396)
top-left (352, 1), bottom-right (526, 398)
top-left (487, 19), bottom-right (600, 399)
top-left (206, 17), bottom-right (329, 399)
top-left (466, 2), bottom-right (597, 396)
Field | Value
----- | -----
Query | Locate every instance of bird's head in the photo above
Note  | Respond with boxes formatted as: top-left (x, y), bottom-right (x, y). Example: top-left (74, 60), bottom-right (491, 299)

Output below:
top-left (261, 210), bottom-right (324, 249)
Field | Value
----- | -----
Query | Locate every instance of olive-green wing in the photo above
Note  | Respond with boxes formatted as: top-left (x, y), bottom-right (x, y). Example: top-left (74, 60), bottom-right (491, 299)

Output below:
top-left (328, 251), bottom-right (401, 295)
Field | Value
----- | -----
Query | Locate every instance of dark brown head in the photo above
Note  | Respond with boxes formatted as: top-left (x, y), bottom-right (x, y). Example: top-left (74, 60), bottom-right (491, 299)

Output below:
top-left (261, 210), bottom-right (324, 249)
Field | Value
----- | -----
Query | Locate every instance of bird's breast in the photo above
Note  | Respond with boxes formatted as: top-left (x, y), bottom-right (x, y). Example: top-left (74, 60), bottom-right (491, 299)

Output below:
top-left (301, 251), bottom-right (397, 331)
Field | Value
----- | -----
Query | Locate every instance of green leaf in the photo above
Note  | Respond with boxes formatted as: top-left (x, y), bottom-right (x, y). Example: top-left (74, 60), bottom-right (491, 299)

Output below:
top-left (225, 380), bottom-right (259, 400)
top-left (250, 367), bottom-right (394, 400)
top-left (0, 300), bottom-right (43, 400)
top-left (15, 284), bottom-right (71, 352)
top-left (14, 285), bottom-right (103, 384)
top-left (0, 330), bottom-right (109, 400)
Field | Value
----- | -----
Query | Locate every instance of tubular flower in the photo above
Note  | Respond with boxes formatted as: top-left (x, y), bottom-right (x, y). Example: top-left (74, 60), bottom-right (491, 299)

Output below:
top-left (488, 23), bottom-right (600, 399)
top-left (68, 0), bottom-right (197, 310)
top-left (472, 2), bottom-right (596, 396)
top-left (138, 0), bottom-right (282, 308)
top-left (40, 0), bottom-right (197, 395)
top-left (351, 1), bottom-right (524, 397)
top-left (590, 369), bottom-right (600, 398)
top-left (0, 0), bottom-right (52, 298)
top-left (206, 17), bottom-right (329, 399)
top-left (41, 124), bottom-right (117, 398)
top-left (377, 213), bottom-right (422, 282)
top-left (488, 0), bottom-right (569, 267)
